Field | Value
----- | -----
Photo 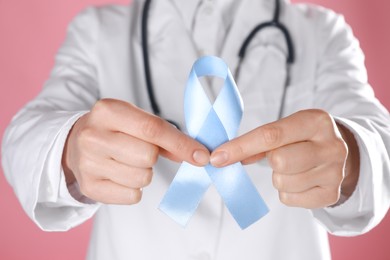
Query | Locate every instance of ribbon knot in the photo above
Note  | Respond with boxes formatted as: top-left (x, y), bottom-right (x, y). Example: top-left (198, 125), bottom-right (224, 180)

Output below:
top-left (159, 56), bottom-right (268, 229)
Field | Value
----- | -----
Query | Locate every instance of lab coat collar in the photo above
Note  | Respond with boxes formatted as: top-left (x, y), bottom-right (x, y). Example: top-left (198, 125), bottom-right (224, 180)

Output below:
top-left (130, 0), bottom-right (290, 123)
top-left (161, 0), bottom-right (290, 73)
top-left (132, 0), bottom-right (200, 127)
top-left (219, 0), bottom-right (291, 122)
top-left (135, 0), bottom-right (291, 67)
top-left (220, 0), bottom-right (289, 76)
top-left (170, 0), bottom-right (290, 33)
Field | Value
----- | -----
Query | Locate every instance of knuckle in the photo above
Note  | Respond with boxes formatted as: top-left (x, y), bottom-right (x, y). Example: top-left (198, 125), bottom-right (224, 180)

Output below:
top-left (262, 125), bottom-right (282, 146)
top-left (142, 169), bottom-right (153, 187)
top-left (313, 109), bottom-right (333, 128)
top-left (92, 99), bottom-right (114, 115)
top-left (335, 138), bottom-right (348, 159)
top-left (272, 173), bottom-right (284, 190)
top-left (173, 135), bottom-right (192, 155)
top-left (142, 145), bottom-right (159, 167)
top-left (150, 145), bottom-right (160, 162)
top-left (327, 138), bottom-right (348, 164)
top-left (77, 127), bottom-right (96, 145)
top-left (130, 189), bottom-right (143, 204)
top-left (268, 151), bottom-right (285, 172)
top-left (233, 142), bottom-right (246, 159)
top-left (141, 116), bottom-right (165, 139)
top-left (279, 192), bottom-right (291, 206)
top-left (131, 168), bottom-right (153, 188)
top-left (309, 108), bottom-right (328, 119)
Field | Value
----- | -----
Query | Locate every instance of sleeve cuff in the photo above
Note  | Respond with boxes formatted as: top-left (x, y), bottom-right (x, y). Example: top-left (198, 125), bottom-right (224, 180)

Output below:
top-left (35, 111), bottom-right (100, 231)
top-left (311, 117), bottom-right (376, 236)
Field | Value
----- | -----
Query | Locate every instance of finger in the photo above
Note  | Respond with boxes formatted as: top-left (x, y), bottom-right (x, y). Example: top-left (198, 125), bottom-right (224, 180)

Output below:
top-left (93, 99), bottom-right (210, 166)
top-left (210, 109), bottom-right (337, 167)
top-left (80, 179), bottom-right (142, 205)
top-left (94, 158), bottom-right (153, 189)
top-left (272, 163), bottom-right (344, 193)
top-left (84, 130), bottom-right (160, 168)
top-left (267, 141), bottom-right (324, 174)
top-left (159, 148), bottom-right (182, 163)
top-left (279, 186), bottom-right (340, 209)
top-left (241, 152), bottom-right (266, 165)
top-left (131, 114), bottom-right (210, 166)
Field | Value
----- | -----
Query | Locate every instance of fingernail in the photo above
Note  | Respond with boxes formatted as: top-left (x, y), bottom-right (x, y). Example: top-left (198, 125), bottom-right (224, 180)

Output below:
top-left (210, 151), bottom-right (228, 166)
top-left (193, 150), bottom-right (210, 165)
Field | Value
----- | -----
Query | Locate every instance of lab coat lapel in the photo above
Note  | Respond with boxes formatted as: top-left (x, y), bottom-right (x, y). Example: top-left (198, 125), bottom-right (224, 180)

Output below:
top-left (135, 0), bottom-right (199, 129)
top-left (131, 0), bottom-right (290, 128)
top-left (220, 0), bottom-right (290, 125)
top-left (220, 0), bottom-right (274, 73)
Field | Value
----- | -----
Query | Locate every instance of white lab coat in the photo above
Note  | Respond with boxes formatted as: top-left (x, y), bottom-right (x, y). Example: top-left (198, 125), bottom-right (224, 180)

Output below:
top-left (2, 0), bottom-right (390, 259)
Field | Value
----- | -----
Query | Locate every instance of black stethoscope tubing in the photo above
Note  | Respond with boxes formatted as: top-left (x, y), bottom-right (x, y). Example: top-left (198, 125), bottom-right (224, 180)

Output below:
top-left (141, 0), bottom-right (295, 129)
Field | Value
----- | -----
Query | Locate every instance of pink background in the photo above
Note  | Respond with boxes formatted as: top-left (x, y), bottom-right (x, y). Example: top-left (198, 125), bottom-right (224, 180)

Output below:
top-left (0, 0), bottom-right (389, 259)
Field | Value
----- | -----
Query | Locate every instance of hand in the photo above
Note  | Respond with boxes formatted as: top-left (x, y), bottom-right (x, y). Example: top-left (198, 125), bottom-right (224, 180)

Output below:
top-left (210, 109), bottom-right (360, 209)
top-left (62, 99), bottom-right (210, 205)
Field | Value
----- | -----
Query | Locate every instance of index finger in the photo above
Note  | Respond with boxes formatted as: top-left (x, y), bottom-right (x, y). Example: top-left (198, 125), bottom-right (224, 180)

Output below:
top-left (96, 99), bottom-right (210, 166)
top-left (210, 110), bottom-right (335, 167)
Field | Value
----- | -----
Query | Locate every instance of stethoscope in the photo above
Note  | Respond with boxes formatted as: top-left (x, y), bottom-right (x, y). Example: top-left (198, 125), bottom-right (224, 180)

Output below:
top-left (141, 0), bottom-right (295, 129)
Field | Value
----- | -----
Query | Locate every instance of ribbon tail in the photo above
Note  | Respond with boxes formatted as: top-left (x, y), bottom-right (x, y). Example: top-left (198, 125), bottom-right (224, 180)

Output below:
top-left (206, 163), bottom-right (269, 229)
top-left (159, 162), bottom-right (212, 227)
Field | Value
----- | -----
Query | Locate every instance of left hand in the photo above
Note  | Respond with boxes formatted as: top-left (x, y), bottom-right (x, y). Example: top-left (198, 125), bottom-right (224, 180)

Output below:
top-left (210, 109), bottom-right (359, 209)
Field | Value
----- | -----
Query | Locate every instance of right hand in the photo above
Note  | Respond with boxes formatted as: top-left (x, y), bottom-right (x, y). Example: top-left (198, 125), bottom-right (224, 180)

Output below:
top-left (62, 99), bottom-right (210, 205)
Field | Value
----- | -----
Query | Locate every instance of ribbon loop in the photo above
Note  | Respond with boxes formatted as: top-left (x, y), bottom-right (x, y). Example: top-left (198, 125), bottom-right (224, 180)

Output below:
top-left (159, 56), bottom-right (268, 229)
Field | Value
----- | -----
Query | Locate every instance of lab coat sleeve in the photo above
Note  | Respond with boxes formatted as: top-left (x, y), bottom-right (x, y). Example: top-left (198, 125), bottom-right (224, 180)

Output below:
top-left (308, 8), bottom-right (390, 236)
top-left (1, 7), bottom-right (102, 231)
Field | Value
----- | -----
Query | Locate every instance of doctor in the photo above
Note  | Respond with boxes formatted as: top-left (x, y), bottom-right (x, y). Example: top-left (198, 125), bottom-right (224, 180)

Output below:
top-left (2, 0), bottom-right (390, 259)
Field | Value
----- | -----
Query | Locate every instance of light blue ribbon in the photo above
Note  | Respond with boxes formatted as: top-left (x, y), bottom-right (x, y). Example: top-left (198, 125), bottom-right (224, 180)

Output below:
top-left (159, 56), bottom-right (269, 229)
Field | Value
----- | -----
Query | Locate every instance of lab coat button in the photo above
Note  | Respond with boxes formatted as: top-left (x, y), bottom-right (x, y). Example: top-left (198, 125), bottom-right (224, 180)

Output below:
top-left (203, 5), bottom-right (214, 15)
